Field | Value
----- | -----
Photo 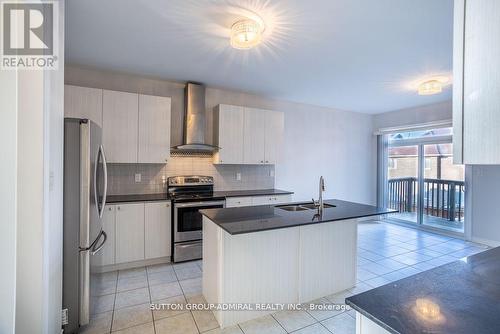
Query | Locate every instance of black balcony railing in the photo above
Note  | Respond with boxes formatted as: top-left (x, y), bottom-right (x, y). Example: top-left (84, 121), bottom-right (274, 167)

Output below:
top-left (388, 177), bottom-right (465, 222)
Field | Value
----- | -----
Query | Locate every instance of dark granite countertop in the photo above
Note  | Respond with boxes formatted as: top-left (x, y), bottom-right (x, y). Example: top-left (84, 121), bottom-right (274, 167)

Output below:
top-left (106, 193), bottom-right (170, 203)
top-left (346, 246), bottom-right (500, 334)
top-left (212, 189), bottom-right (293, 198)
top-left (106, 189), bottom-right (293, 204)
top-left (200, 199), bottom-right (395, 235)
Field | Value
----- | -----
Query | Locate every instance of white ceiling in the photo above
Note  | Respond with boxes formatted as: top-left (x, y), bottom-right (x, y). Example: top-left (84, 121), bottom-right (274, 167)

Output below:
top-left (65, 0), bottom-right (454, 114)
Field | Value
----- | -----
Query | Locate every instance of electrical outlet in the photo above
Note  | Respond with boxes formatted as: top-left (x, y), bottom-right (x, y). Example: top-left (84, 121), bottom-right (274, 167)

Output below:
top-left (162, 175), bottom-right (166, 184)
top-left (135, 173), bottom-right (142, 182)
top-left (236, 172), bottom-right (241, 181)
top-left (270, 169), bottom-right (275, 177)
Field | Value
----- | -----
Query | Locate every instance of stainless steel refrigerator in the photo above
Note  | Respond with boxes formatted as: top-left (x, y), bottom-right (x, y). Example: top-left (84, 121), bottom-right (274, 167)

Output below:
top-left (63, 118), bottom-right (108, 333)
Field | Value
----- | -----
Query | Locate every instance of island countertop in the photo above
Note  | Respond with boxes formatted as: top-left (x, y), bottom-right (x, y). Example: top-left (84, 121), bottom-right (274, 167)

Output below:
top-left (346, 246), bottom-right (498, 334)
top-left (200, 199), bottom-right (395, 235)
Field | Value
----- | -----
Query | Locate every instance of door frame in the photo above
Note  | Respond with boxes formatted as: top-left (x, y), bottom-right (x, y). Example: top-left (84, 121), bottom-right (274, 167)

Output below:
top-left (381, 134), bottom-right (466, 237)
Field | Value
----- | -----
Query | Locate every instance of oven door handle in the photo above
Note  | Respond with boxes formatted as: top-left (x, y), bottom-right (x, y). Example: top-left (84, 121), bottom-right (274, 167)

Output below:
top-left (174, 201), bottom-right (225, 208)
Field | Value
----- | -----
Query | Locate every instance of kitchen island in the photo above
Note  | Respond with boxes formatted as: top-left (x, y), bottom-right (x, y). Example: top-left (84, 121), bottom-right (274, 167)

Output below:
top-left (200, 199), bottom-right (394, 328)
top-left (346, 246), bottom-right (497, 334)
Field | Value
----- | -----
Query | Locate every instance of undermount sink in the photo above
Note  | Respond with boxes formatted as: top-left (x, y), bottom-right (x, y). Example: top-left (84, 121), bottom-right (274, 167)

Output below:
top-left (278, 205), bottom-right (308, 211)
top-left (300, 203), bottom-right (336, 210)
top-left (276, 202), bottom-right (336, 211)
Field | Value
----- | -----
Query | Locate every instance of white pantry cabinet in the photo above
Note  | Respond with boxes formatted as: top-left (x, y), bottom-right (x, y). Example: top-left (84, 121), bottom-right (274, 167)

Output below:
top-left (213, 104), bottom-right (245, 164)
top-left (453, 0), bottom-right (500, 164)
top-left (100, 205), bottom-right (116, 266)
top-left (115, 203), bottom-right (145, 264)
top-left (102, 90), bottom-right (139, 163)
top-left (144, 201), bottom-right (171, 259)
top-left (138, 95), bottom-right (172, 163)
top-left (64, 85), bottom-right (103, 127)
top-left (213, 104), bottom-right (284, 165)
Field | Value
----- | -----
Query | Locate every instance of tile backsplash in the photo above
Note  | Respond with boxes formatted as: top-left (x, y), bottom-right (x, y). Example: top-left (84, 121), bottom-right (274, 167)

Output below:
top-left (107, 156), bottom-right (275, 195)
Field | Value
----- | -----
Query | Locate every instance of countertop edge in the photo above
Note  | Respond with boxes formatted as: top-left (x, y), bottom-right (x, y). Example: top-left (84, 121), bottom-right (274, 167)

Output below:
top-left (106, 189), bottom-right (294, 204)
top-left (345, 299), bottom-right (400, 334)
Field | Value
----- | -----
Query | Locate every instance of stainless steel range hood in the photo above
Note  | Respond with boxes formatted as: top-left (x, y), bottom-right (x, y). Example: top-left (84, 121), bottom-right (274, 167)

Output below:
top-left (171, 82), bottom-right (218, 153)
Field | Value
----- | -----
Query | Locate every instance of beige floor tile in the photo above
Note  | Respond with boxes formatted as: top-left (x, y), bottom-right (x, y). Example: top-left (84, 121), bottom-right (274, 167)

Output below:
top-left (272, 310), bottom-right (315, 332)
top-left (146, 263), bottom-right (174, 274)
top-left (147, 270), bottom-right (177, 286)
top-left (304, 297), bottom-right (344, 321)
top-left (112, 322), bottom-right (154, 334)
top-left (91, 278), bottom-right (117, 297)
top-left (150, 281), bottom-right (183, 301)
top-left (188, 295), bottom-right (219, 332)
top-left (239, 315), bottom-right (286, 334)
top-left (80, 311), bottom-right (113, 334)
top-left (95, 271), bottom-right (118, 282)
top-left (154, 312), bottom-right (198, 334)
top-left (117, 275), bottom-right (148, 292)
top-left (112, 303), bottom-right (153, 332)
top-left (91, 294), bottom-right (115, 315)
top-left (179, 277), bottom-right (202, 298)
top-left (174, 266), bottom-right (202, 280)
top-left (118, 267), bottom-right (147, 280)
top-left (290, 323), bottom-right (330, 334)
top-left (152, 295), bottom-right (188, 320)
top-left (203, 325), bottom-right (243, 334)
top-left (115, 288), bottom-right (150, 309)
top-left (321, 313), bottom-right (355, 334)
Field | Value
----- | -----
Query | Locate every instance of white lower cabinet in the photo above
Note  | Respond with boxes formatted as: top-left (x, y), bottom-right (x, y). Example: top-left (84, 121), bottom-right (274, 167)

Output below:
top-left (225, 196), bottom-right (254, 208)
top-left (115, 203), bottom-right (145, 264)
top-left (100, 205), bottom-right (116, 266)
top-left (145, 201), bottom-right (172, 259)
top-left (226, 194), bottom-right (293, 207)
top-left (251, 194), bottom-right (292, 206)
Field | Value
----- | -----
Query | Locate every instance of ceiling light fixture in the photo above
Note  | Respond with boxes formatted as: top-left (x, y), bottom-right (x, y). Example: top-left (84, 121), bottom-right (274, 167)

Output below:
top-left (418, 80), bottom-right (443, 95)
top-left (230, 18), bottom-right (265, 50)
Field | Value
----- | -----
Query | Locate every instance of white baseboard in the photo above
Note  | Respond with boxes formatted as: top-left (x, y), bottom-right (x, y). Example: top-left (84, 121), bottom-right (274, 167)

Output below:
top-left (95, 256), bottom-right (171, 273)
top-left (471, 237), bottom-right (500, 248)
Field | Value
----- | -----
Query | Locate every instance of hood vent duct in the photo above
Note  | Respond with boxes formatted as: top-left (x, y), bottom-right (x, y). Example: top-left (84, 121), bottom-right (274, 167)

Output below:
top-left (171, 82), bottom-right (218, 153)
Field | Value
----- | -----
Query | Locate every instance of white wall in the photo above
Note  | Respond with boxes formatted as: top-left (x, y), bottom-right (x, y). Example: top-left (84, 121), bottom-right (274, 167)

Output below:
top-left (373, 100), bottom-right (452, 131)
top-left (0, 64), bottom-right (18, 334)
top-left (65, 66), bottom-right (376, 205)
top-left (469, 166), bottom-right (500, 246)
top-left (4, 2), bottom-right (65, 333)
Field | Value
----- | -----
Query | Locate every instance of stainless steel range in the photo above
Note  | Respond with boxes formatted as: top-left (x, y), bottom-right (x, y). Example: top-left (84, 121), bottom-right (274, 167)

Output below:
top-left (168, 176), bottom-right (225, 262)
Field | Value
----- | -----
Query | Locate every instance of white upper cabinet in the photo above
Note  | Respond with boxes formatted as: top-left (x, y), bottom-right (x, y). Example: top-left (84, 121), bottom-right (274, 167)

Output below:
top-left (102, 90), bottom-right (139, 163)
top-left (264, 110), bottom-right (284, 165)
top-left (138, 95), bottom-right (172, 163)
top-left (64, 85), bottom-right (103, 127)
top-left (213, 104), bottom-right (284, 165)
top-left (213, 104), bottom-right (245, 164)
top-left (243, 107), bottom-right (266, 164)
top-left (454, 0), bottom-right (500, 164)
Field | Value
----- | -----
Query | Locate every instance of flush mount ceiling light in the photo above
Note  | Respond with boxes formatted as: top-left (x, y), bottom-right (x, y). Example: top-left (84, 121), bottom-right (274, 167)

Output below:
top-left (417, 76), bottom-right (450, 95)
top-left (230, 17), bottom-right (265, 49)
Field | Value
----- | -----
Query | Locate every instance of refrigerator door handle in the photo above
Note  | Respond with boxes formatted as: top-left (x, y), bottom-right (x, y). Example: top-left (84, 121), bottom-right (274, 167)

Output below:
top-left (100, 145), bottom-right (108, 218)
top-left (94, 145), bottom-right (108, 218)
top-left (91, 230), bottom-right (107, 255)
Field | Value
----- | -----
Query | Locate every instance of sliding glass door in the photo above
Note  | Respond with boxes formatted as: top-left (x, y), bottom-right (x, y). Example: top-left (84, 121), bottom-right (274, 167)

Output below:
top-left (384, 128), bottom-right (465, 234)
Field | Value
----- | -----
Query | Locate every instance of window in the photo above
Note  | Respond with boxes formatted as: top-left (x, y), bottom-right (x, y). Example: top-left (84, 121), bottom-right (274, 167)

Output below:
top-left (425, 157), bottom-right (432, 170)
top-left (388, 158), bottom-right (397, 169)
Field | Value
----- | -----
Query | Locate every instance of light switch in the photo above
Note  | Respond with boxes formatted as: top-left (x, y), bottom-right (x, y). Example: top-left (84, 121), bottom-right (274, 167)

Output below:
top-left (135, 173), bottom-right (142, 182)
top-left (236, 172), bottom-right (241, 181)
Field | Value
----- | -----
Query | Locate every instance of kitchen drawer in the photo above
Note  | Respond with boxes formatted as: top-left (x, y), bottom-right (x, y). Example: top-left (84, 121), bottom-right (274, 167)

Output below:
top-left (225, 196), bottom-right (254, 208)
